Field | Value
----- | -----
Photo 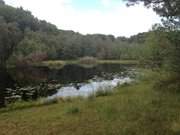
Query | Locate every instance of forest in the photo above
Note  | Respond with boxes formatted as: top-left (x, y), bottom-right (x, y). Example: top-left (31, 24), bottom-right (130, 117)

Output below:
top-left (0, 0), bottom-right (158, 66)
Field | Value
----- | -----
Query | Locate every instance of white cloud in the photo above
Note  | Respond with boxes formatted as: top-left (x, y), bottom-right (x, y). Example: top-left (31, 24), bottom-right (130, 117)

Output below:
top-left (100, 0), bottom-right (111, 7)
top-left (4, 0), bottom-right (161, 37)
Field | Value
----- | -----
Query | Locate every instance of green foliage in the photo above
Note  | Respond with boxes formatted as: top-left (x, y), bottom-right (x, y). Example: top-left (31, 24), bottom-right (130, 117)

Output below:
top-left (9, 35), bottom-right (48, 65)
top-left (0, 2), bottom-right (57, 66)
top-left (153, 72), bottom-right (180, 93)
top-left (127, 1), bottom-right (180, 87)
top-left (1, 0), bottom-right (179, 74)
top-left (126, 0), bottom-right (180, 18)
top-left (139, 25), bottom-right (180, 91)
top-left (0, 21), bottom-right (22, 66)
top-left (164, 31), bottom-right (180, 73)
top-left (0, 1), bottom-right (154, 67)
top-left (141, 28), bottom-right (169, 67)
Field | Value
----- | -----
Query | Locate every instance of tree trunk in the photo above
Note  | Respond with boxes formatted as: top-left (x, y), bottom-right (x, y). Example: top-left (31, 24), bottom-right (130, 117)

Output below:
top-left (0, 59), bottom-right (6, 68)
top-left (0, 67), bottom-right (15, 108)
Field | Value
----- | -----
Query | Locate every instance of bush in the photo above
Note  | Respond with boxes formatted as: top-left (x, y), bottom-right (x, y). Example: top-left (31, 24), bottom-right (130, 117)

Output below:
top-left (78, 56), bottom-right (98, 65)
top-left (154, 72), bottom-right (180, 93)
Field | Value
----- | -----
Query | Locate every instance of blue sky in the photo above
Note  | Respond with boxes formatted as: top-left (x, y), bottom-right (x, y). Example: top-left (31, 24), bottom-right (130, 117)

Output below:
top-left (72, 0), bottom-right (122, 10)
top-left (4, 0), bottom-right (161, 37)
top-left (73, 0), bottom-right (101, 9)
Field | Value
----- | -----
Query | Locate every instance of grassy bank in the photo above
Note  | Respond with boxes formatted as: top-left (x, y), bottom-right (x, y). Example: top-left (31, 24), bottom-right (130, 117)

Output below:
top-left (98, 60), bottom-right (139, 65)
top-left (0, 72), bottom-right (180, 135)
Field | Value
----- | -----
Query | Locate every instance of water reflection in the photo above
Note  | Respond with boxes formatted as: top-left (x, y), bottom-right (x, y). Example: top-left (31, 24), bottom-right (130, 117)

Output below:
top-left (0, 68), bottom-right (15, 107)
top-left (48, 77), bottom-right (132, 99)
top-left (9, 64), bottom-right (133, 86)
top-left (0, 64), bottom-right (135, 106)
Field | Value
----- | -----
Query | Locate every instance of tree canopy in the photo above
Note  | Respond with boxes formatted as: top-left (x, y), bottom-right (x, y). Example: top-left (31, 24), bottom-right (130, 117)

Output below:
top-left (2, 0), bottom-right (179, 69)
top-left (126, 0), bottom-right (180, 17)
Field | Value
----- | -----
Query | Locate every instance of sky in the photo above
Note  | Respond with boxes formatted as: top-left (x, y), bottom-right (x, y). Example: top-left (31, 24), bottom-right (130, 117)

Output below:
top-left (4, 0), bottom-right (161, 37)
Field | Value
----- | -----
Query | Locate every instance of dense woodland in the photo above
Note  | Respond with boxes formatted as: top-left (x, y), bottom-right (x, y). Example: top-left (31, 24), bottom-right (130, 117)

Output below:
top-left (0, 0), bottom-right (155, 66)
top-left (0, 0), bottom-right (180, 77)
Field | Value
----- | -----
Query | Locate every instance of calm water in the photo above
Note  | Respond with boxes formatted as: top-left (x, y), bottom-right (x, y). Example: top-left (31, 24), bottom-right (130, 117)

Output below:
top-left (0, 64), bottom-right (135, 107)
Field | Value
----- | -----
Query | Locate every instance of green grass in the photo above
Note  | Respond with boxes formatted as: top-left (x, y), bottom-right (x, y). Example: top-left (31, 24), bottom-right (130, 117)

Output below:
top-left (93, 87), bottom-right (114, 97)
top-left (65, 106), bottom-right (80, 114)
top-left (0, 98), bottom-right (59, 113)
top-left (0, 73), bottom-right (180, 135)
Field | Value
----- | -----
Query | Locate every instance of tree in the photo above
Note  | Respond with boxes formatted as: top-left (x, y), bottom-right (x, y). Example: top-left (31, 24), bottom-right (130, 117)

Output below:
top-left (127, 1), bottom-right (180, 74)
top-left (126, 0), bottom-right (180, 29)
top-left (0, 22), bottom-right (21, 67)
top-left (126, 0), bottom-right (180, 17)
top-left (0, 0), bottom-right (5, 5)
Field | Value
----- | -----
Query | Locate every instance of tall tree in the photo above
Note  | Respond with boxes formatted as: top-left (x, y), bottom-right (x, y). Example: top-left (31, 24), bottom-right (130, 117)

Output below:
top-left (126, 0), bottom-right (180, 28)
top-left (0, 0), bottom-right (5, 5)
top-left (126, 0), bottom-right (180, 17)
top-left (126, 0), bottom-right (180, 72)
top-left (0, 22), bottom-right (21, 67)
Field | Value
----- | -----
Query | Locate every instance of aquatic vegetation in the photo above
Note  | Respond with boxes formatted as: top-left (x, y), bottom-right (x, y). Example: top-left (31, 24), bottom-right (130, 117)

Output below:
top-left (40, 60), bottom-right (66, 69)
top-left (77, 57), bottom-right (98, 65)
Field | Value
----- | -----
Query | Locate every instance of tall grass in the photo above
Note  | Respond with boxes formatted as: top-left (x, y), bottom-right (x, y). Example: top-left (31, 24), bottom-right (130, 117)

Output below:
top-left (87, 86), bottom-right (114, 100)
top-left (65, 106), bottom-right (80, 114)
top-left (0, 98), bottom-right (59, 113)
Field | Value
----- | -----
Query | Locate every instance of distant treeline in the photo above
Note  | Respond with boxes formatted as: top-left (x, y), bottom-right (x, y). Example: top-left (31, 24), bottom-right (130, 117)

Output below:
top-left (0, 0), bottom-right (152, 66)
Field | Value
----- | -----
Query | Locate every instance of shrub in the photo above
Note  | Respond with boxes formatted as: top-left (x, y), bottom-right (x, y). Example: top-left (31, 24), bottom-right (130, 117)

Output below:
top-left (154, 72), bottom-right (180, 93)
top-left (78, 56), bottom-right (98, 65)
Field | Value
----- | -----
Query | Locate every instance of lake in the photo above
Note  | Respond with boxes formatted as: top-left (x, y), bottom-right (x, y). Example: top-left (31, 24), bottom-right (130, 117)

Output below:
top-left (0, 63), bottom-right (136, 107)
